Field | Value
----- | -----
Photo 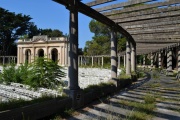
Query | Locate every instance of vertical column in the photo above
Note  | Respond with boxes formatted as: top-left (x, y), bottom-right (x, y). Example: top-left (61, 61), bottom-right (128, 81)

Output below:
top-left (131, 43), bottom-right (136, 72)
top-left (17, 47), bottom-right (20, 64)
top-left (167, 49), bottom-right (172, 72)
top-left (158, 52), bottom-right (162, 69)
top-left (111, 30), bottom-right (117, 78)
top-left (151, 53), bottom-right (153, 69)
top-left (68, 6), bottom-right (79, 90)
top-left (126, 41), bottom-right (131, 75)
top-left (118, 56), bottom-right (120, 69)
top-left (92, 56), bottom-right (94, 66)
top-left (78, 56), bottom-right (80, 66)
top-left (124, 55), bottom-right (126, 68)
top-left (143, 55), bottom-right (146, 69)
top-left (80, 56), bottom-right (83, 66)
top-left (102, 56), bottom-right (104, 68)
top-left (178, 49), bottom-right (180, 72)
top-left (98, 57), bottom-right (100, 66)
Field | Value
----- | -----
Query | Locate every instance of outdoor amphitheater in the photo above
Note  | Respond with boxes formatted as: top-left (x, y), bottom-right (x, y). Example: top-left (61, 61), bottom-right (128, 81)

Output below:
top-left (0, 0), bottom-right (180, 120)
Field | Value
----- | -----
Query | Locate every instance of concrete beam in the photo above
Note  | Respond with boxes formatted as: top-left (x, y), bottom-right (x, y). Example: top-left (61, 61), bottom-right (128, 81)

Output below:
top-left (123, 19), bottom-right (180, 29)
top-left (103, 0), bottom-right (180, 16)
top-left (109, 6), bottom-right (180, 20)
top-left (96, 0), bottom-right (156, 12)
top-left (121, 16), bottom-right (180, 26)
top-left (86, 0), bottom-right (116, 7)
top-left (114, 10), bottom-right (180, 23)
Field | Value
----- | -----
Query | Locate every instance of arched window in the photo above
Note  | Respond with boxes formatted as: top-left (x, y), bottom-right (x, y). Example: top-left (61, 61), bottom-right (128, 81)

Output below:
top-left (51, 48), bottom-right (58, 62)
top-left (38, 49), bottom-right (44, 57)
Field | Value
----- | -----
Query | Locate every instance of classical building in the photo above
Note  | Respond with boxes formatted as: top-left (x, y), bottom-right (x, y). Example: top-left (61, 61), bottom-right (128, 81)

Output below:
top-left (17, 35), bottom-right (68, 66)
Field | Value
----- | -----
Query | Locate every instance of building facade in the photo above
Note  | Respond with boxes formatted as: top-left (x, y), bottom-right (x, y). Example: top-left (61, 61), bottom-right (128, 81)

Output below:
top-left (17, 35), bottom-right (68, 66)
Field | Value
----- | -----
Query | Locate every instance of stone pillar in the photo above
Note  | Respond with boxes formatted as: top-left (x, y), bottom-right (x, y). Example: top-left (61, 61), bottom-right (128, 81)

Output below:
top-left (126, 41), bottom-right (131, 75)
top-left (124, 55), bottom-right (126, 68)
top-left (80, 56), bottom-right (83, 66)
top-left (111, 30), bottom-right (117, 79)
top-left (151, 53), bottom-right (153, 69)
top-left (131, 44), bottom-right (136, 72)
top-left (167, 49), bottom-right (172, 72)
top-left (98, 57), bottom-right (100, 66)
top-left (118, 56), bottom-right (120, 69)
top-left (92, 56), bottom-right (93, 66)
top-left (178, 49), bottom-right (180, 72)
top-left (158, 52), bottom-right (162, 69)
top-left (143, 55), bottom-right (146, 69)
top-left (68, 6), bottom-right (79, 90)
top-left (102, 56), bottom-right (104, 67)
top-left (17, 47), bottom-right (20, 64)
top-left (78, 56), bottom-right (80, 66)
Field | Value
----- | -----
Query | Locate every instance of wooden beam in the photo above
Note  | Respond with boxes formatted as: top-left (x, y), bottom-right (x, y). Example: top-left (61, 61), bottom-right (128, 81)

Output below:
top-left (114, 10), bottom-right (180, 23)
top-left (95, 0), bottom-right (156, 12)
top-left (86, 0), bottom-right (116, 7)
top-left (135, 39), bottom-right (179, 43)
top-left (128, 27), bottom-right (180, 34)
top-left (109, 6), bottom-right (180, 20)
top-left (133, 34), bottom-right (180, 39)
top-left (123, 19), bottom-right (180, 29)
top-left (120, 16), bottom-right (180, 26)
top-left (103, 0), bottom-right (180, 16)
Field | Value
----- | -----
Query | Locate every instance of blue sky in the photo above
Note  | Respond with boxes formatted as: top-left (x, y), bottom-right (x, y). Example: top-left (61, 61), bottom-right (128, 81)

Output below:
top-left (0, 0), bottom-right (131, 48)
top-left (0, 0), bottom-right (95, 49)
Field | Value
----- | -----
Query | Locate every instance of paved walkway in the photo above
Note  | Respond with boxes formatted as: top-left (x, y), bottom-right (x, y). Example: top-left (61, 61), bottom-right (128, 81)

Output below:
top-left (68, 72), bottom-right (180, 120)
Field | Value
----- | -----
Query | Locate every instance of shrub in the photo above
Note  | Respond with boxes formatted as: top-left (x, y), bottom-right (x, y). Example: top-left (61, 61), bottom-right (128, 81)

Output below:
top-left (25, 57), bottom-right (66, 89)
top-left (0, 57), bottom-right (66, 90)
top-left (0, 62), bottom-right (17, 84)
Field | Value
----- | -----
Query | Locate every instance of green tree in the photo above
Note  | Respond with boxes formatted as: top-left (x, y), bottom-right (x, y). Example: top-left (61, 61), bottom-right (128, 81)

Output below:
top-left (0, 7), bottom-right (35, 55)
top-left (84, 19), bottom-right (127, 56)
top-left (40, 29), bottom-right (63, 37)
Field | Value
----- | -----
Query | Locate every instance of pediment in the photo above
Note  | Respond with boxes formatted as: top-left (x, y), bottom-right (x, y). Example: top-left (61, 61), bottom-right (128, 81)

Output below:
top-left (32, 35), bottom-right (48, 42)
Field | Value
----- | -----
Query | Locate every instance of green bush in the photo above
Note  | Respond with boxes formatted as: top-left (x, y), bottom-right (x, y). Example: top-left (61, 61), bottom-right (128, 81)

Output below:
top-left (0, 62), bottom-right (17, 84)
top-left (0, 57), bottom-right (66, 89)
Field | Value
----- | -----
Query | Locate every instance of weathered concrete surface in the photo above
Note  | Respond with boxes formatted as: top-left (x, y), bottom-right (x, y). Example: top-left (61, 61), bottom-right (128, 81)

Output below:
top-left (68, 71), bottom-right (180, 120)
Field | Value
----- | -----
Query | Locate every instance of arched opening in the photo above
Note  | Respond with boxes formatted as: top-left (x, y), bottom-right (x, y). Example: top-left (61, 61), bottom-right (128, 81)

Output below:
top-left (51, 48), bottom-right (58, 62)
top-left (38, 49), bottom-right (44, 57)
top-left (25, 49), bottom-right (31, 63)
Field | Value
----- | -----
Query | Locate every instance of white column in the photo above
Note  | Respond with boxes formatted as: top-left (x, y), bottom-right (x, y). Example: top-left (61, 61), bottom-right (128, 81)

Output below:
top-left (167, 49), bottom-right (172, 72)
top-left (158, 52), bottom-right (161, 69)
top-left (124, 55), bottom-right (126, 68)
top-left (92, 56), bottom-right (94, 66)
top-left (131, 44), bottom-right (136, 72)
top-left (177, 49), bottom-right (180, 72)
top-left (102, 56), bottom-right (104, 67)
top-left (126, 41), bottom-right (131, 75)
top-left (151, 53), bottom-right (153, 69)
top-left (111, 30), bottom-right (117, 78)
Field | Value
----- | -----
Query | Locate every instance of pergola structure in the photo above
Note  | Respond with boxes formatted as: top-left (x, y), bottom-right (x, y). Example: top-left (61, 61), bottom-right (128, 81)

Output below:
top-left (52, 0), bottom-right (180, 108)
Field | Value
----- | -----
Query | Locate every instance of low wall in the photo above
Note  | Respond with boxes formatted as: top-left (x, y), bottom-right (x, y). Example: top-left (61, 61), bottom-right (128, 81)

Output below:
top-left (0, 78), bottom-right (134, 119)
top-left (0, 98), bottom-right (72, 120)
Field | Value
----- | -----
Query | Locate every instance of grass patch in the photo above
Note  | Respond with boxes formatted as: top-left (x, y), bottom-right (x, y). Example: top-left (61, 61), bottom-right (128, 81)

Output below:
top-left (148, 83), bottom-right (161, 88)
top-left (127, 111), bottom-right (153, 120)
top-left (144, 94), bottom-right (156, 104)
top-left (83, 82), bottom-right (115, 93)
top-left (118, 94), bottom-right (156, 120)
